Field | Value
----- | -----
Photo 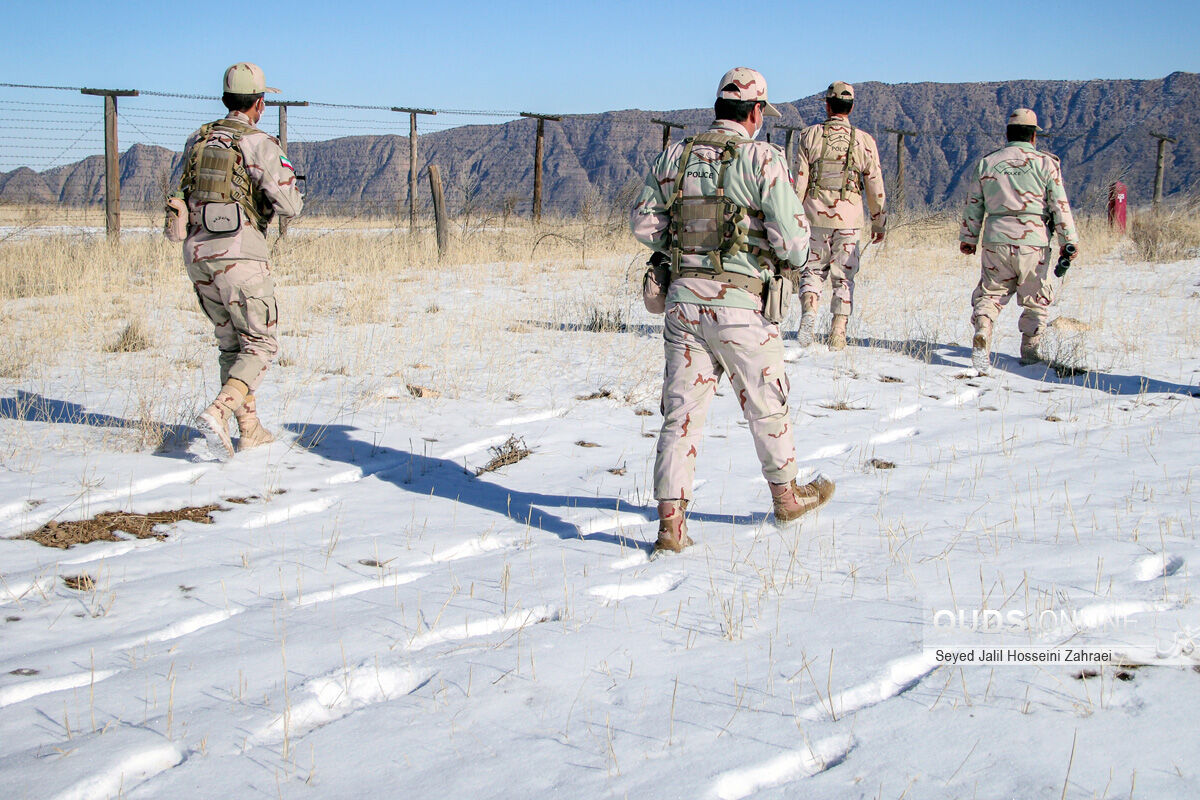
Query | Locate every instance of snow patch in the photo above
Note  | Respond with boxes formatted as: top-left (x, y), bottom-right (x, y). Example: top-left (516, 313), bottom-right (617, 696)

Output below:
top-left (255, 662), bottom-right (429, 745)
top-left (887, 404), bottom-right (921, 420)
top-left (800, 653), bottom-right (936, 721)
top-left (115, 608), bottom-right (243, 649)
top-left (576, 510), bottom-right (653, 535)
top-left (590, 573), bottom-right (684, 603)
top-left (241, 496), bottom-right (338, 529)
top-left (493, 409), bottom-right (568, 426)
top-left (1135, 553), bottom-right (1185, 581)
top-left (0, 668), bottom-right (119, 708)
top-left (711, 734), bottom-right (855, 799)
top-left (869, 427), bottom-right (918, 445)
top-left (291, 571), bottom-right (425, 608)
top-left (441, 435), bottom-right (513, 461)
top-left (405, 605), bottom-right (559, 651)
top-left (413, 536), bottom-right (515, 565)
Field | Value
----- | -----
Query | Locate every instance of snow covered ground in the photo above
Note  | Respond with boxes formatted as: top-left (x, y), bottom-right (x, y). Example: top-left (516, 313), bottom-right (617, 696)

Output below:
top-left (1, 232), bottom-right (1198, 799)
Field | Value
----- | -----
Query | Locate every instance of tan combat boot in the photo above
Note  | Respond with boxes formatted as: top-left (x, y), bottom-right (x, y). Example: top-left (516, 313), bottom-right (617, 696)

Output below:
top-left (196, 379), bottom-right (248, 460)
top-left (828, 314), bottom-right (849, 351)
top-left (971, 317), bottom-right (992, 374)
top-left (771, 475), bottom-right (835, 524)
top-left (1019, 331), bottom-right (1043, 364)
top-left (797, 292), bottom-right (818, 346)
top-left (234, 393), bottom-right (276, 452)
top-left (653, 500), bottom-right (693, 555)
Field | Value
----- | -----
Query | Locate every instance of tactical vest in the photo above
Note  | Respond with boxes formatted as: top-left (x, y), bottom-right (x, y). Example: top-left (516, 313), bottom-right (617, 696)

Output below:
top-left (664, 131), bottom-right (772, 284)
top-left (807, 119), bottom-right (861, 201)
top-left (180, 119), bottom-right (268, 232)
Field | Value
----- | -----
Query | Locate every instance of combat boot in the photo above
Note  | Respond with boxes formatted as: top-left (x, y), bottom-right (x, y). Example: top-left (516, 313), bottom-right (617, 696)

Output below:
top-left (770, 475), bottom-right (835, 524)
top-left (196, 379), bottom-right (248, 460)
top-left (797, 292), bottom-right (818, 346)
top-left (971, 317), bottom-right (992, 374)
top-left (234, 393), bottom-right (276, 452)
top-left (828, 314), bottom-right (849, 351)
top-left (1019, 332), bottom-right (1043, 365)
top-left (653, 500), bottom-right (693, 555)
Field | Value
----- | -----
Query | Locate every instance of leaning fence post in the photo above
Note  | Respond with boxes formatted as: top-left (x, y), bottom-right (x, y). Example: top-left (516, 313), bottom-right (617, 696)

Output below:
top-left (427, 164), bottom-right (449, 258)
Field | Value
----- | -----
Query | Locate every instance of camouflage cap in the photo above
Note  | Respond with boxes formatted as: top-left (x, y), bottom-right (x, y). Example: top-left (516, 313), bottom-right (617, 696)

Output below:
top-left (717, 67), bottom-right (781, 117)
top-left (223, 63), bottom-right (280, 95)
top-left (1008, 108), bottom-right (1042, 131)
top-left (826, 81), bottom-right (855, 101)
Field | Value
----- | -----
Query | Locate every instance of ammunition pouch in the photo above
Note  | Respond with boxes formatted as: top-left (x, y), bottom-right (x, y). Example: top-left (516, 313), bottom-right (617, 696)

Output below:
top-left (761, 272), bottom-right (792, 325)
top-left (642, 251), bottom-right (671, 314)
top-left (181, 119), bottom-right (268, 234)
top-left (808, 120), bottom-right (861, 201)
top-left (664, 131), bottom-right (772, 292)
top-left (201, 202), bottom-right (242, 234)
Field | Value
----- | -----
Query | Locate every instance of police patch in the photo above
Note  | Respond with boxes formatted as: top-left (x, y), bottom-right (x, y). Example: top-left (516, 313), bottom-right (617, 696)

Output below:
top-left (279, 155), bottom-right (295, 172)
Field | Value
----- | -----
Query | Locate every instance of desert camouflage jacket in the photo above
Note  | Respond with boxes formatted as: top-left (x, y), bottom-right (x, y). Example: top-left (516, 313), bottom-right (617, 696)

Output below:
top-left (793, 116), bottom-right (886, 233)
top-left (630, 120), bottom-right (810, 309)
top-left (182, 111), bottom-right (303, 265)
top-left (959, 141), bottom-right (1077, 248)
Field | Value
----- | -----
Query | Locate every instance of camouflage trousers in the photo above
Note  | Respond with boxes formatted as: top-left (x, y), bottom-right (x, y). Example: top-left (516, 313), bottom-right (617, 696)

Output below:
top-left (188, 258), bottom-right (279, 392)
top-left (799, 227), bottom-right (861, 316)
top-left (971, 244), bottom-right (1054, 336)
top-left (654, 302), bottom-right (798, 502)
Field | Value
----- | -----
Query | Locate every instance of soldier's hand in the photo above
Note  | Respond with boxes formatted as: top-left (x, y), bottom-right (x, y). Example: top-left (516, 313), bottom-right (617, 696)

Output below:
top-left (960, 242), bottom-right (977, 256)
top-left (871, 230), bottom-right (885, 245)
top-left (1068, 247), bottom-right (1079, 261)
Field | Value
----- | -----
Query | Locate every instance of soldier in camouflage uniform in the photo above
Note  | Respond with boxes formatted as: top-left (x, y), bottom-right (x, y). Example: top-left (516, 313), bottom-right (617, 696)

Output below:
top-left (181, 63), bottom-right (303, 458)
top-left (959, 108), bottom-right (1078, 372)
top-left (793, 81), bottom-right (886, 350)
top-left (631, 67), bottom-right (835, 555)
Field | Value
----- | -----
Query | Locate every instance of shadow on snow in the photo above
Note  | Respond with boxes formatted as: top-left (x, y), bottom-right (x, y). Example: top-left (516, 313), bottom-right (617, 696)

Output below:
top-left (281, 422), bottom-right (767, 551)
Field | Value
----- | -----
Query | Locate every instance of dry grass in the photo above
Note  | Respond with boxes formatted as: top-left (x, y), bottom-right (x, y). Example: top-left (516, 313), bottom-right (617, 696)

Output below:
top-left (475, 435), bottom-right (532, 476)
top-left (105, 321), bottom-right (152, 353)
top-left (1130, 204), bottom-right (1200, 262)
top-left (23, 504), bottom-right (220, 548)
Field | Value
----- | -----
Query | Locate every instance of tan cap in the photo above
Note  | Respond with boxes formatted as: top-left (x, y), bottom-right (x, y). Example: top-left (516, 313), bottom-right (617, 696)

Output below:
top-left (1008, 108), bottom-right (1042, 131)
top-left (717, 67), bottom-right (781, 117)
top-left (826, 81), bottom-right (855, 101)
top-left (223, 63), bottom-right (280, 95)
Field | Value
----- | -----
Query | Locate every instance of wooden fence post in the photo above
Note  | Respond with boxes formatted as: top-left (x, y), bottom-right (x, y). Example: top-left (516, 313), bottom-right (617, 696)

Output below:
top-left (884, 128), bottom-right (919, 212)
top-left (80, 87), bottom-right (139, 240)
top-left (266, 100), bottom-right (308, 235)
top-left (520, 112), bottom-right (562, 223)
top-left (392, 107), bottom-right (437, 233)
top-left (1150, 132), bottom-right (1177, 209)
top-left (427, 164), bottom-right (449, 258)
top-left (651, 118), bottom-right (685, 151)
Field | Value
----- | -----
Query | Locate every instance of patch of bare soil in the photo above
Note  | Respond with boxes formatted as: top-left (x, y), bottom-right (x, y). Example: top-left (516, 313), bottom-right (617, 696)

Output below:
top-left (21, 504), bottom-right (221, 549)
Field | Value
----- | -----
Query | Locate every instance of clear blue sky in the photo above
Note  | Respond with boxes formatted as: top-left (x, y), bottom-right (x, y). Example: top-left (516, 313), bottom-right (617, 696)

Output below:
top-left (1, 0), bottom-right (1196, 114)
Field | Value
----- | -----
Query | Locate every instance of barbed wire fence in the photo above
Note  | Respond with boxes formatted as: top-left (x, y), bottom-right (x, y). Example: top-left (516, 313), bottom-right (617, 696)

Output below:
top-left (0, 81), bottom-right (1191, 239)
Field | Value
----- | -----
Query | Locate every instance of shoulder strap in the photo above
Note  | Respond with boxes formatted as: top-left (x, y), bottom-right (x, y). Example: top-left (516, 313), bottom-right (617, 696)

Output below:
top-left (665, 137), bottom-right (697, 211)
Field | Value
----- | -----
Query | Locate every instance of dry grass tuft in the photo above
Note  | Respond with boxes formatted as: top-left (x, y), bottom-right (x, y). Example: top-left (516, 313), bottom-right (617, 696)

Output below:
top-left (475, 435), bottom-right (532, 476)
top-left (62, 573), bottom-right (96, 591)
top-left (406, 384), bottom-right (442, 399)
top-left (105, 321), bottom-right (152, 353)
top-left (23, 505), bottom-right (221, 549)
top-left (1130, 205), bottom-right (1200, 262)
top-left (867, 458), bottom-right (896, 470)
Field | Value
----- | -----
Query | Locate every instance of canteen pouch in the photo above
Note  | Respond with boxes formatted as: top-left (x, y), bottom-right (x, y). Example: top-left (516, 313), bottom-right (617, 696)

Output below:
top-left (761, 272), bottom-right (791, 325)
top-left (202, 202), bottom-right (242, 234)
top-left (164, 195), bottom-right (187, 242)
top-left (642, 252), bottom-right (671, 315)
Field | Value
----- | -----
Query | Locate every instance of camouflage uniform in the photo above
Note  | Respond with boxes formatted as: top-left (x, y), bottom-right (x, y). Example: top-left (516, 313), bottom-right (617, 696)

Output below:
top-left (960, 108), bottom-right (1077, 364)
top-left (793, 82), bottom-right (886, 346)
top-left (182, 63), bottom-right (302, 457)
top-left (632, 68), bottom-right (833, 552)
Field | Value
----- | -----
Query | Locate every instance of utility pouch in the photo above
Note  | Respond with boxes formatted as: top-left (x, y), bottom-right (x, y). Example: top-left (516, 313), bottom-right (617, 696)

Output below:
top-left (201, 202), bottom-right (242, 234)
top-left (642, 252), bottom-right (671, 315)
top-left (761, 272), bottom-right (792, 325)
top-left (164, 195), bottom-right (187, 242)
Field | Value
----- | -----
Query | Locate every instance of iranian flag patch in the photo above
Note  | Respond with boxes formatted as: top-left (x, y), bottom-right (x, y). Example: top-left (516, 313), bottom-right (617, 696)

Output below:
top-left (279, 155), bottom-right (295, 172)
